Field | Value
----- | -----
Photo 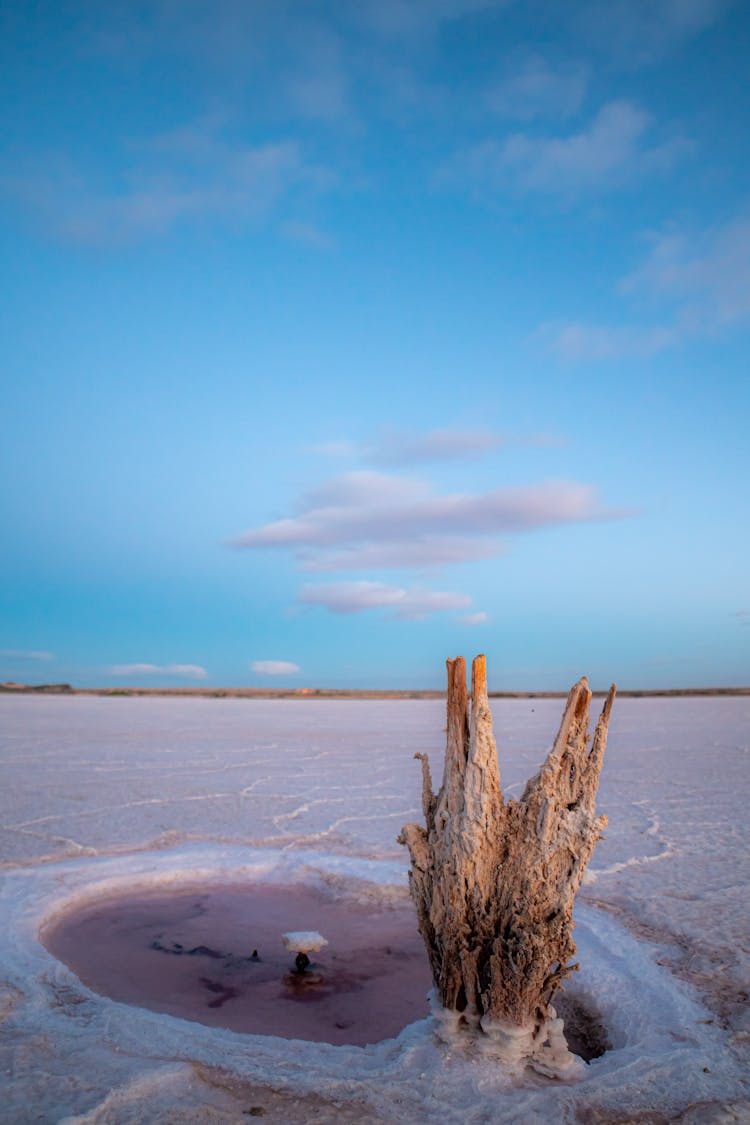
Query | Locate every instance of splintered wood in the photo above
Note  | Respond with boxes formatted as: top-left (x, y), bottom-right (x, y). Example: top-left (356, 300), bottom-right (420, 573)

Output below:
top-left (399, 655), bottom-right (615, 1035)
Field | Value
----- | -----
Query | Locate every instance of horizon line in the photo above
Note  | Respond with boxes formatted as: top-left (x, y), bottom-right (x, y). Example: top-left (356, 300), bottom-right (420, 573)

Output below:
top-left (2, 683), bottom-right (749, 700)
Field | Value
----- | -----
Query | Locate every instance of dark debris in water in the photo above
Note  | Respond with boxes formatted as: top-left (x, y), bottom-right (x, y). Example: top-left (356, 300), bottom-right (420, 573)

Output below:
top-left (199, 977), bottom-right (240, 1008)
top-left (150, 937), bottom-right (262, 963)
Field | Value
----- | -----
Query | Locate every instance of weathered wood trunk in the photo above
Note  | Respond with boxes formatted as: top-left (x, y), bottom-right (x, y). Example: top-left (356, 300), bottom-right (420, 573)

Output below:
top-left (398, 655), bottom-right (615, 1071)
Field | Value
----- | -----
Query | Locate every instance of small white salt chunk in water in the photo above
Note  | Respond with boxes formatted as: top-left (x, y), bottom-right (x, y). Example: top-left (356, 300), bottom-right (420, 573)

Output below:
top-left (281, 931), bottom-right (328, 953)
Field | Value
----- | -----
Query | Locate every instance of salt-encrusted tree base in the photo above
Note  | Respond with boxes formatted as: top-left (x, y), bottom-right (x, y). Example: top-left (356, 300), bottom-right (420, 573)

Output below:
top-left (428, 988), bottom-right (586, 1077)
top-left (398, 655), bottom-right (615, 1076)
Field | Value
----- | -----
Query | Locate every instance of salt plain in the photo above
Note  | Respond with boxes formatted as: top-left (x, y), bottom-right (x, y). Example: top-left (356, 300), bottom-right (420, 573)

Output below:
top-left (1, 694), bottom-right (749, 1123)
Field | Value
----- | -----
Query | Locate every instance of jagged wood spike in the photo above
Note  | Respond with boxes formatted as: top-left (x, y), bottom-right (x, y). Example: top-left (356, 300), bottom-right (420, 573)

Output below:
top-left (415, 752), bottom-right (436, 827)
top-left (398, 655), bottom-right (616, 1053)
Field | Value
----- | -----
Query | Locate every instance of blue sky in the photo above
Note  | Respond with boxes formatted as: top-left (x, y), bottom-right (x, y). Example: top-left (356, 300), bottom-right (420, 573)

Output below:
top-left (1, 0), bottom-right (748, 690)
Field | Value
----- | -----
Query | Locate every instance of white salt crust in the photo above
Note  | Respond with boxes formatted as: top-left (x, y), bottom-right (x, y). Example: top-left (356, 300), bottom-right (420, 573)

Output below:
top-left (1, 695), bottom-right (748, 1123)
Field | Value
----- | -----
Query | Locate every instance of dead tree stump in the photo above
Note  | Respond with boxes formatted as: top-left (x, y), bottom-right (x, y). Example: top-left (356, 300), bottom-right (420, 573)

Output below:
top-left (398, 655), bottom-right (615, 1072)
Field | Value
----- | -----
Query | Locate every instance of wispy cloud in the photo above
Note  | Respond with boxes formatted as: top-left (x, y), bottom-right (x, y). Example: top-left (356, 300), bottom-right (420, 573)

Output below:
top-left (280, 220), bottom-right (334, 250)
top-left (300, 538), bottom-right (505, 572)
top-left (355, 0), bottom-right (513, 38)
top-left (487, 55), bottom-right (588, 121)
top-left (547, 209), bottom-right (750, 360)
top-left (3, 121), bottom-right (332, 246)
top-left (622, 216), bottom-right (750, 328)
top-left (232, 470), bottom-right (620, 551)
top-left (0, 649), bottom-right (55, 662)
top-left (308, 439), bottom-right (359, 458)
top-left (525, 432), bottom-right (569, 449)
top-left (281, 27), bottom-right (352, 124)
top-left (732, 610), bottom-right (750, 627)
top-left (579, 0), bottom-right (734, 63)
top-left (459, 611), bottom-right (490, 625)
top-left (230, 469), bottom-right (627, 578)
top-left (365, 428), bottom-right (507, 464)
top-left (309, 428), bottom-right (567, 465)
top-left (546, 322), bottom-right (677, 361)
top-left (299, 581), bottom-right (471, 619)
top-left (442, 100), bottom-right (689, 198)
top-left (251, 660), bottom-right (301, 675)
top-left (108, 663), bottom-right (207, 679)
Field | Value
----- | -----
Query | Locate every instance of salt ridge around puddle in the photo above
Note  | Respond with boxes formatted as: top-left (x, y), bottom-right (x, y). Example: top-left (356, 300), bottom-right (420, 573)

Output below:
top-left (4, 841), bottom-right (745, 1123)
top-left (41, 875), bottom-right (610, 1059)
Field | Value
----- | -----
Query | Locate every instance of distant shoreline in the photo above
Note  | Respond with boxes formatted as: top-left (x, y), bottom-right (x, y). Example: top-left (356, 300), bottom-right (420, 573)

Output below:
top-left (2, 683), bottom-right (750, 699)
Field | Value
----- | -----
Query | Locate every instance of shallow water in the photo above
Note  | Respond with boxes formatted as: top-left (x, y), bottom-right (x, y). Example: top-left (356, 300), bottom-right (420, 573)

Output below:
top-left (43, 882), bottom-right (431, 1045)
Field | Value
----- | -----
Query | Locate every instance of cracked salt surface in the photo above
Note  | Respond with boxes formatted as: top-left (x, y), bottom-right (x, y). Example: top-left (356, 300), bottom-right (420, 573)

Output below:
top-left (1, 695), bottom-right (749, 1123)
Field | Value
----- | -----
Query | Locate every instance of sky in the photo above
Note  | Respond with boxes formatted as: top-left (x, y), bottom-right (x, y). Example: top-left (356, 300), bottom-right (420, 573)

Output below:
top-left (1, 0), bottom-right (748, 691)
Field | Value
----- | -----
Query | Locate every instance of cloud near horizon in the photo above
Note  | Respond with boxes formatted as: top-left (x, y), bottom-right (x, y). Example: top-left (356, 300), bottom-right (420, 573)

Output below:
top-left (108, 663), bottom-right (207, 679)
top-left (0, 649), bottom-right (55, 662)
top-left (299, 581), bottom-right (472, 619)
top-left (251, 660), bottom-right (301, 675)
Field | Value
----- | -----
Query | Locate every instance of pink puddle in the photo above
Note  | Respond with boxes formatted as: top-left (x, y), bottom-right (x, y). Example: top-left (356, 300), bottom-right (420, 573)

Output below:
top-left (42, 883), bottom-right (432, 1047)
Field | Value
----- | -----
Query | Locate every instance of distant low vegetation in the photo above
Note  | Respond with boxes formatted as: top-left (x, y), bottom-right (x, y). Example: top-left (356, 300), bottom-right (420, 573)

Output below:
top-left (1, 683), bottom-right (748, 699)
top-left (0, 682), bottom-right (73, 694)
